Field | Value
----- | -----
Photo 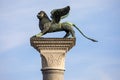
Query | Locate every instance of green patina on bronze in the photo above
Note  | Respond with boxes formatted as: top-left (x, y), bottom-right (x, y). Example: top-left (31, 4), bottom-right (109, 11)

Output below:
top-left (35, 6), bottom-right (98, 42)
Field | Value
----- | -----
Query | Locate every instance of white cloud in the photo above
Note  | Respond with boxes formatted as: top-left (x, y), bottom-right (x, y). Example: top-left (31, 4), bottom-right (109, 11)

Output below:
top-left (82, 65), bottom-right (112, 80)
top-left (67, 0), bottom-right (118, 20)
top-left (0, 2), bottom-right (38, 53)
top-left (0, 31), bottom-right (27, 53)
top-left (70, 0), bottom-right (115, 9)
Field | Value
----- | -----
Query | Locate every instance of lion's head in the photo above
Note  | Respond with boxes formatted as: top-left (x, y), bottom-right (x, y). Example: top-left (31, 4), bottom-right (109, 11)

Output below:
top-left (37, 11), bottom-right (48, 19)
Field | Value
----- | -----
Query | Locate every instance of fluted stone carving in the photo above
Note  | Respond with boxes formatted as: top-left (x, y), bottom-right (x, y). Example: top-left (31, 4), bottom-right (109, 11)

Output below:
top-left (30, 37), bottom-right (75, 80)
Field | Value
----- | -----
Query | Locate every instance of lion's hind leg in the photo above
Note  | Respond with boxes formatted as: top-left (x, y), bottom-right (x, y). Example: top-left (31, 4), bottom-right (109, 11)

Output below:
top-left (65, 26), bottom-right (75, 38)
top-left (70, 29), bottom-right (75, 38)
top-left (63, 31), bottom-right (70, 38)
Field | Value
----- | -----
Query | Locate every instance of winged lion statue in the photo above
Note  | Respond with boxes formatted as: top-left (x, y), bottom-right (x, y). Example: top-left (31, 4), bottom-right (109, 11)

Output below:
top-left (35, 6), bottom-right (98, 42)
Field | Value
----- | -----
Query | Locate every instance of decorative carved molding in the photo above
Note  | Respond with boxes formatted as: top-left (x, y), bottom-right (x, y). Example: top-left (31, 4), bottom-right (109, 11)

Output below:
top-left (30, 37), bottom-right (76, 52)
top-left (41, 52), bottom-right (65, 69)
top-left (30, 37), bottom-right (76, 80)
top-left (30, 37), bottom-right (75, 70)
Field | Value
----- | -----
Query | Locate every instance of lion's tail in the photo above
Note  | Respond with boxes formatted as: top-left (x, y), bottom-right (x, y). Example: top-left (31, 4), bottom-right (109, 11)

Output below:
top-left (72, 24), bottom-right (98, 42)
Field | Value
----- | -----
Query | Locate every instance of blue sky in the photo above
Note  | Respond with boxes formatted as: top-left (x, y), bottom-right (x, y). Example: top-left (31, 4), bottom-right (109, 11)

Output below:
top-left (0, 0), bottom-right (120, 80)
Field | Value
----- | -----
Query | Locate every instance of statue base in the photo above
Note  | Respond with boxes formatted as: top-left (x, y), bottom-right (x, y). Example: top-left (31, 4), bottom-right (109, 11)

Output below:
top-left (30, 37), bottom-right (75, 80)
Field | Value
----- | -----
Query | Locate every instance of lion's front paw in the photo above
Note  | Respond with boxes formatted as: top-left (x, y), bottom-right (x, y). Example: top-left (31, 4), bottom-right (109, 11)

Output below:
top-left (36, 34), bottom-right (42, 37)
top-left (35, 33), bottom-right (43, 37)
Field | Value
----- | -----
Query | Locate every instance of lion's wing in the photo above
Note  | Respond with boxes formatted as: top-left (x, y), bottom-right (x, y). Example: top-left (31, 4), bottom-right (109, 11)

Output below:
top-left (50, 6), bottom-right (70, 23)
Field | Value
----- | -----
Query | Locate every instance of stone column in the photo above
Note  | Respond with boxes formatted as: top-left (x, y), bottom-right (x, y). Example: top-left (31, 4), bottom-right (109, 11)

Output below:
top-left (30, 37), bottom-right (75, 80)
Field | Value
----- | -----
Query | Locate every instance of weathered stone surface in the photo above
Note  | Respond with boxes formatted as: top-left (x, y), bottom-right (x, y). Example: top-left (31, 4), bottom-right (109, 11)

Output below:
top-left (30, 37), bottom-right (76, 51)
top-left (30, 36), bottom-right (75, 80)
